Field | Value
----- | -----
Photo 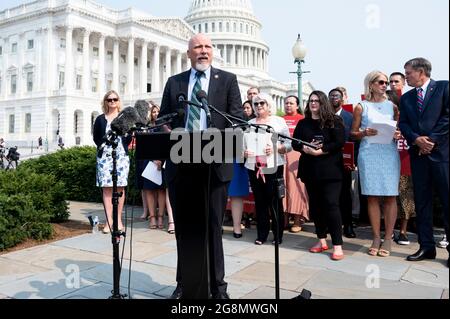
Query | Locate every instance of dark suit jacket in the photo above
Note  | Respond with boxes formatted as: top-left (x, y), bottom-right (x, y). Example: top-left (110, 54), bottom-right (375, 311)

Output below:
top-left (159, 67), bottom-right (243, 183)
top-left (339, 109), bottom-right (353, 142)
top-left (399, 79), bottom-right (449, 162)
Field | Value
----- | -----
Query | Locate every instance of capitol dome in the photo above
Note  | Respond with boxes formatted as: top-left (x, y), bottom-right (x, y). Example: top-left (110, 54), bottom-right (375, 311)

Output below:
top-left (185, 0), bottom-right (269, 78)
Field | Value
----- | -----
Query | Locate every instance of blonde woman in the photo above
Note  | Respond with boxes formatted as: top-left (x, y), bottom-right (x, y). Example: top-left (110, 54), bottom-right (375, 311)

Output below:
top-left (93, 90), bottom-right (131, 233)
top-left (351, 71), bottom-right (402, 257)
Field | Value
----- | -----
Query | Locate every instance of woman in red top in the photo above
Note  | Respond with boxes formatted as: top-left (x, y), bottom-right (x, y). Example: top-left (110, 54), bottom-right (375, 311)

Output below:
top-left (283, 96), bottom-right (309, 232)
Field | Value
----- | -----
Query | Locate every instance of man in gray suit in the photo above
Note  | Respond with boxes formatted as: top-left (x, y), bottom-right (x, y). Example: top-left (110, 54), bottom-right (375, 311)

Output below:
top-left (159, 33), bottom-right (243, 298)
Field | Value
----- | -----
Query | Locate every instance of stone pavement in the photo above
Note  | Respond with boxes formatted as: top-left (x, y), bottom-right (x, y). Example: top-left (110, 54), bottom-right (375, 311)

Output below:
top-left (0, 201), bottom-right (448, 299)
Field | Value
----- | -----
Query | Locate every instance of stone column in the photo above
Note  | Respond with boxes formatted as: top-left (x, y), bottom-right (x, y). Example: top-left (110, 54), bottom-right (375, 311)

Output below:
top-left (2, 37), bottom-right (8, 99)
top-left (35, 28), bottom-right (43, 92)
top-left (18, 32), bottom-right (25, 97)
top-left (82, 29), bottom-right (90, 95)
top-left (223, 44), bottom-right (228, 65)
top-left (127, 36), bottom-right (135, 97)
top-left (151, 44), bottom-right (160, 92)
top-left (164, 47), bottom-right (172, 85)
top-left (64, 26), bottom-right (73, 91)
top-left (112, 38), bottom-right (119, 91)
top-left (176, 50), bottom-right (182, 74)
top-left (45, 27), bottom-right (55, 95)
top-left (230, 45), bottom-right (236, 66)
top-left (239, 45), bottom-right (244, 67)
top-left (98, 34), bottom-right (105, 94)
top-left (256, 49), bottom-right (261, 69)
top-left (140, 40), bottom-right (148, 94)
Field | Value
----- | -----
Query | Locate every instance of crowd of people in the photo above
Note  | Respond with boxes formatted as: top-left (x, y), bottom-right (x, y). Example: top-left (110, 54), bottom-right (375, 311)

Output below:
top-left (90, 32), bottom-right (448, 299)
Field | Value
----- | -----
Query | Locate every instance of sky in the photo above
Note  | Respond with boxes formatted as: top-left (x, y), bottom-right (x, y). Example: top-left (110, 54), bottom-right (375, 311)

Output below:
top-left (1, 0), bottom-right (449, 104)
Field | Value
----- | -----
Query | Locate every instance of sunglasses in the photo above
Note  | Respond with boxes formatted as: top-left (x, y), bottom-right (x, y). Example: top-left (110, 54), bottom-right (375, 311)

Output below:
top-left (253, 101), bottom-right (266, 107)
top-left (107, 98), bottom-right (119, 103)
top-left (309, 99), bottom-right (320, 104)
top-left (376, 80), bottom-right (389, 86)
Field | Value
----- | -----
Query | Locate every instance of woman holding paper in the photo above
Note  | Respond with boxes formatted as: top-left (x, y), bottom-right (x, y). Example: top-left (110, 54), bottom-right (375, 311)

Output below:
top-left (351, 71), bottom-right (401, 257)
top-left (293, 91), bottom-right (346, 261)
top-left (141, 103), bottom-right (168, 230)
top-left (93, 91), bottom-right (131, 233)
top-left (243, 93), bottom-right (292, 245)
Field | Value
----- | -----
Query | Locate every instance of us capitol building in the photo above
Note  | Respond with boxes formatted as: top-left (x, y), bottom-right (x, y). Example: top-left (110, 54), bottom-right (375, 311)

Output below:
top-left (0, 0), bottom-right (313, 147)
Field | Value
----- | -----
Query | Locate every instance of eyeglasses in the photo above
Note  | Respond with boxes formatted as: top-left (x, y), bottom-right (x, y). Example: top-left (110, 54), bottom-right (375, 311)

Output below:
top-left (253, 101), bottom-right (266, 107)
top-left (107, 98), bottom-right (119, 103)
top-left (309, 99), bottom-right (320, 104)
top-left (376, 80), bottom-right (389, 86)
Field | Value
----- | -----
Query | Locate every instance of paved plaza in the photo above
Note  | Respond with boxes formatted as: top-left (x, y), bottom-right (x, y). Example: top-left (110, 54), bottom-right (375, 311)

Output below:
top-left (0, 201), bottom-right (448, 299)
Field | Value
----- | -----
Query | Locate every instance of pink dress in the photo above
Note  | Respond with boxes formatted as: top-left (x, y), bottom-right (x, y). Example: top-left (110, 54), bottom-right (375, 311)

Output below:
top-left (283, 115), bottom-right (309, 220)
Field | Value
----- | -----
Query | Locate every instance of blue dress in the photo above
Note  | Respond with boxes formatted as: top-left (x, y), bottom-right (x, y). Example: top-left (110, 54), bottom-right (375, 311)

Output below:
top-left (358, 100), bottom-right (400, 196)
top-left (228, 160), bottom-right (250, 197)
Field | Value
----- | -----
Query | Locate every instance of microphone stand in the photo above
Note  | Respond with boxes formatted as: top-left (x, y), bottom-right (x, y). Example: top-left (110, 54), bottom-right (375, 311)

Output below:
top-left (203, 104), bottom-right (317, 299)
top-left (103, 131), bottom-right (127, 299)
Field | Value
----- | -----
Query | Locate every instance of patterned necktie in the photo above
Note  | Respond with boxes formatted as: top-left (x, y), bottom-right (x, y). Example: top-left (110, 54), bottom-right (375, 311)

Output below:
top-left (417, 88), bottom-right (424, 113)
top-left (187, 71), bottom-right (204, 131)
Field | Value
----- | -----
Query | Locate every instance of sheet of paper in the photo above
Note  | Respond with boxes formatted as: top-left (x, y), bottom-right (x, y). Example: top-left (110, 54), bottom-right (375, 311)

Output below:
top-left (142, 161), bottom-right (162, 185)
top-left (244, 131), bottom-right (271, 156)
top-left (366, 120), bottom-right (397, 144)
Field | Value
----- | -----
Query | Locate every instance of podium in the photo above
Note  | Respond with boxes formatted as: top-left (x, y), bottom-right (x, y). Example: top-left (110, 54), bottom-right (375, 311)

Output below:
top-left (135, 130), bottom-right (242, 299)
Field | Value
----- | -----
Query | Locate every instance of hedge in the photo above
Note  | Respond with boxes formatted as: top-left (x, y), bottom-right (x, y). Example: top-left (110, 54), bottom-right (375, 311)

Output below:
top-left (18, 146), bottom-right (141, 205)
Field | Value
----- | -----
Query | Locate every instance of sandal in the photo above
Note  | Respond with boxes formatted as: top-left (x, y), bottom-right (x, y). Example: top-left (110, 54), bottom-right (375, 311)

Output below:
top-left (368, 238), bottom-right (381, 256)
top-left (157, 216), bottom-right (164, 229)
top-left (149, 216), bottom-right (157, 229)
top-left (378, 239), bottom-right (392, 257)
top-left (167, 222), bottom-right (175, 234)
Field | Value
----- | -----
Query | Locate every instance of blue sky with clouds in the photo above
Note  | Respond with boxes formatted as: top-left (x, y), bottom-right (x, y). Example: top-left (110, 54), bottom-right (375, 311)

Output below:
top-left (1, 0), bottom-right (448, 103)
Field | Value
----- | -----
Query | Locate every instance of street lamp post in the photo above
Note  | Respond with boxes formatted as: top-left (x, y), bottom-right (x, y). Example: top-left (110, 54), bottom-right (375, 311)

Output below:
top-left (290, 34), bottom-right (310, 115)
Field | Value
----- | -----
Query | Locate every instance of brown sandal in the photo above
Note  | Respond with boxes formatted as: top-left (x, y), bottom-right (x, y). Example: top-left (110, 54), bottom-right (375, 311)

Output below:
top-left (149, 216), bottom-right (157, 229)
top-left (368, 238), bottom-right (381, 256)
top-left (378, 239), bottom-right (392, 257)
top-left (157, 216), bottom-right (164, 229)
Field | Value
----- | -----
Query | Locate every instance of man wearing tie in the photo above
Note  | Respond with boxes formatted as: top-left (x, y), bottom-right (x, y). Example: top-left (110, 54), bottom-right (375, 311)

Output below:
top-left (398, 57), bottom-right (449, 266)
top-left (159, 33), bottom-right (243, 299)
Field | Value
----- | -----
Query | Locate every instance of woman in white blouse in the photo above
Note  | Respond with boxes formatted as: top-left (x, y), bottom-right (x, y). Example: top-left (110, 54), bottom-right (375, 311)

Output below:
top-left (243, 93), bottom-right (292, 245)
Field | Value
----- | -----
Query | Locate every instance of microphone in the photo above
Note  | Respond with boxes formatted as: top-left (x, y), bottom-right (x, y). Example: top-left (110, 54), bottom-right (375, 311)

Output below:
top-left (110, 106), bottom-right (141, 136)
top-left (155, 109), bottom-right (185, 125)
top-left (196, 90), bottom-right (211, 123)
top-left (134, 100), bottom-right (150, 125)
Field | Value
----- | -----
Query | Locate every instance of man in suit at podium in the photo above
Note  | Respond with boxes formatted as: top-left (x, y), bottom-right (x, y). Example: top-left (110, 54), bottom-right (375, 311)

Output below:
top-left (399, 57), bottom-right (449, 267)
top-left (159, 33), bottom-right (243, 299)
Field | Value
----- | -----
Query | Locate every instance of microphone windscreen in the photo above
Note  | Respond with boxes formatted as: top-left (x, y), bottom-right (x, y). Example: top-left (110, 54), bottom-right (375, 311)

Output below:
top-left (111, 106), bottom-right (140, 135)
top-left (196, 90), bottom-right (208, 100)
top-left (134, 100), bottom-right (150, 125)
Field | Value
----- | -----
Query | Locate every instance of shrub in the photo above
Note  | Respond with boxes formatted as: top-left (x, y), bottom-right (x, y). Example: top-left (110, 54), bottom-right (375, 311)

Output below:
top-left (19, 146), bottom-right (100, 202)
top-left (0, 168), bottom-right (69, 223)
top-left (18, 146), bottom-right (141, 205)
top-left (0, 193), bottom-right (53, 251)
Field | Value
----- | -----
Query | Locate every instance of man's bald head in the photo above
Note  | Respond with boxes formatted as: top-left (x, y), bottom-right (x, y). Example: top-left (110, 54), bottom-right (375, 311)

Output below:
top-left (188, 33), bottom-right (213, 71)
